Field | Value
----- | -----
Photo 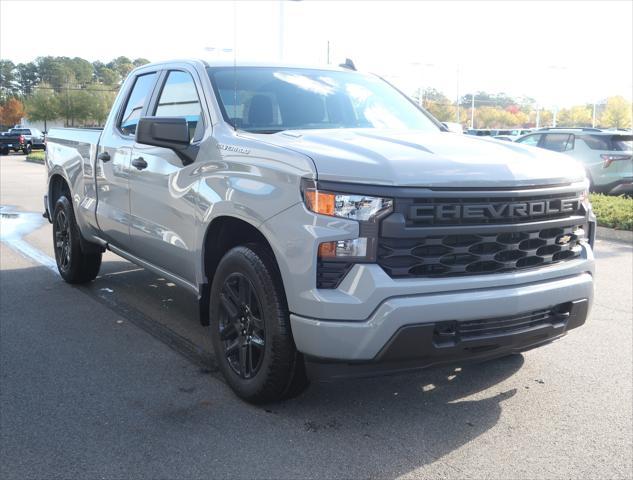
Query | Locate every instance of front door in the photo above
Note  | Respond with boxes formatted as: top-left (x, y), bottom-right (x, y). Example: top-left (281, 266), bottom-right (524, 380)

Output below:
top-left (128, 69), bottom-right (205, 284)
top-left (96, 71), bottom-right (158, 248)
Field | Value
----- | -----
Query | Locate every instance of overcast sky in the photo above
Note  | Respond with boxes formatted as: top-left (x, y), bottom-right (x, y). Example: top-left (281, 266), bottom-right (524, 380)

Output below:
top-left (1, 0), bottom-right (631, 107)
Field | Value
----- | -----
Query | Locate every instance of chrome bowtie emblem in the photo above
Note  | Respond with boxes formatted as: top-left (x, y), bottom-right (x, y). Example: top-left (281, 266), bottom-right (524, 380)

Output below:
top-left (557, 234), bottom-right (573, 245)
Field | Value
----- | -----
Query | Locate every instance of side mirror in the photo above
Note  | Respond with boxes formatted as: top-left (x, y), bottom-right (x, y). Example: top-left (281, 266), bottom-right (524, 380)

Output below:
top-left (442, 122), bottom-right (464, 134)
top-left (136, 117), bottom-right (197, 165)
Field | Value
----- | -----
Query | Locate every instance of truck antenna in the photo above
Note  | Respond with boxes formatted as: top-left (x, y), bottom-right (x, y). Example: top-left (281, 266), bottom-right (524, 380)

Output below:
top-left (339, 58), bottom-right (356, 71)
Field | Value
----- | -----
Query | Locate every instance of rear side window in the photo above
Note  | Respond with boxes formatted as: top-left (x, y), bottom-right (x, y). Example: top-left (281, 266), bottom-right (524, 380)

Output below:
top-left (517, 134), bottom-right (541, 146)
top-left (612, 135), bottom-right (633, 151)
top-left (581, 134), bottom-right (633, 151)
top-left (153, 71), bottom-right (203, 142)
top-left (119, 73), bottom-right (157, 136)
top-left (541, 133), bottom-right (574, 152)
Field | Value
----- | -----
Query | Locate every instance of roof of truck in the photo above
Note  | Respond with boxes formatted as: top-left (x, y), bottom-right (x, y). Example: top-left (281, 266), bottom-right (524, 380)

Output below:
top-left (135, 58), bottom-right (357, 72)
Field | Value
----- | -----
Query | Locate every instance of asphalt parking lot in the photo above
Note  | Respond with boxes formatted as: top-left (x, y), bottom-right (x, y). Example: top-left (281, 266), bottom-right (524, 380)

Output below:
top-left (1, 153), bottom-right (632, 479)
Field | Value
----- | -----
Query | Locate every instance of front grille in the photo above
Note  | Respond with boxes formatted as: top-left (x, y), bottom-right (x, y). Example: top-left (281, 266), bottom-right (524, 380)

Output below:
top-left (378, 224), bottom-right (583, 278)
top-left (433, 305), bottom-right (570, 343)
top-left (404, 191), bottom-right (583, 226)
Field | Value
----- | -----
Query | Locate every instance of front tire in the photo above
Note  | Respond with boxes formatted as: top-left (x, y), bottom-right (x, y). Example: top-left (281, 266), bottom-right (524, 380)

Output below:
top-left (52, 196), bottom-right (102, 283)
top-left (22, 144), bottom-right (32, 155)
top-left (209, 245), bottom-right (308, 403)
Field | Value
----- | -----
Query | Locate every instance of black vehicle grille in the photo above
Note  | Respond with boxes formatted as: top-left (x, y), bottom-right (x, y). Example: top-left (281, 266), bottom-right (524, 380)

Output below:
top-left (433, 304), bottom-right (571, 343)
top-left (378, 224), bottom-right (583, 278)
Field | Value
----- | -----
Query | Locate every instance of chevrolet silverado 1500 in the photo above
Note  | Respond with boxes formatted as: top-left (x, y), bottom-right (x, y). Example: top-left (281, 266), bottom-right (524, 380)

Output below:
top-left (44, 60), bottom-right (595, 403)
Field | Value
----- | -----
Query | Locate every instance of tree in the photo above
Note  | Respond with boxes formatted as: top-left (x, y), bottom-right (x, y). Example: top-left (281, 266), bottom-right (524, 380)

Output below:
top-left (69, 57), bottom-right (94, 85)
top-left (25, 83), bottom-right (60, 131)
top-left (557, 105), bottom-right (592, 127)
top-left (599, 96), bottom-right (632, 129)
top-left (15, 62), bottom-right (39, 96)
top-left (0, 98), bottom-right (26, 126)
top-left (108, 56), bottom-right (135, 79)
top-left (85, 84), bottom-right (116, 126)
top-left (0, 60), bottom-right (19, 102)
top-left (93, 61), bottom-right (120, 85)
top-left (133, 58), bottom-right (151, 67)
top-left (37, 56), bottom-right (75, 91)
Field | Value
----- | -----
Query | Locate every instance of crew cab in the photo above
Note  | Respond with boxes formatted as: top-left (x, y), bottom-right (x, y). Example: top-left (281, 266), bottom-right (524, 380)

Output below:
top-left (44, 60), bottom-right (596, 403)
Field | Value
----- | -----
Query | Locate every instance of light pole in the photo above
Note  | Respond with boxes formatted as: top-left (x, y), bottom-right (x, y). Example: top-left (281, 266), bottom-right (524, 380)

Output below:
top-left (546, 65), bottom-right (568, 128)
top-left (456, 65), bottom-right (460, 123)
top-left (410, 62), bottom-right (435, 107)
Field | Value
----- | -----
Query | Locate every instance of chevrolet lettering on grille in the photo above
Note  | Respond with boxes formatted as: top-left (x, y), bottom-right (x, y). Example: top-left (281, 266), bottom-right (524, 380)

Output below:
top-left (409, 197), bottom-right (581, 222)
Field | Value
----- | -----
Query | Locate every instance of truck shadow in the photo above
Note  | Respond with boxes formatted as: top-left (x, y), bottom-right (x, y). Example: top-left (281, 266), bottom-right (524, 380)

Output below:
top-left (51, 258), bottom-right (526, 477)
top-left (272, 355), bottom-right (522, 477)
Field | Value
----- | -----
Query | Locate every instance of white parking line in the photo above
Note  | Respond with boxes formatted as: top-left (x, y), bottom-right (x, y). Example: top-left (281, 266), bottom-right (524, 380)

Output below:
top-left (0, 207), bottom-right (58, 273)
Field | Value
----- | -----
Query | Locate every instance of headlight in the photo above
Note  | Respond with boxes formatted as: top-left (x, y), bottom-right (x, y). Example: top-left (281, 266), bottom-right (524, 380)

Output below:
top-left (302, 184), bottom-right (393, 222)
top-left (302, 179), bottom-right (393, 266)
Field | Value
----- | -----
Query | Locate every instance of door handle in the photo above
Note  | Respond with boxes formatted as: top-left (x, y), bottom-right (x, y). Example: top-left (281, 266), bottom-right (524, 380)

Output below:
top-left (97, 151), bottom-right (111, 162)
top-left (132, 157), bottom-right (148, 170)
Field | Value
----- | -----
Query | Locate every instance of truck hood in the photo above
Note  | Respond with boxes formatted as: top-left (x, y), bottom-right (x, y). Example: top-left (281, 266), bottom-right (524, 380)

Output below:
top-left (252, 129), bottom-right (586, 188)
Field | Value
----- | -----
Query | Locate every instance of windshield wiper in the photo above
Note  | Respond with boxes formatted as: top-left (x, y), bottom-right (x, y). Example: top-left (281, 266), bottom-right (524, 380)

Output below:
top-left (243, 128), bottom-right (284, 134)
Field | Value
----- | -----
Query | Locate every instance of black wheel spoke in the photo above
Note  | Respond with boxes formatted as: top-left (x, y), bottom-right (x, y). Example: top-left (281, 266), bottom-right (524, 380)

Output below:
top-left (238, 275), bottom-right (249, 304)
top-left (250, 333), bottom-right (264, 348)
top-left (219, 272), bottom-right (266, 380)
top-left (220, 293), bottom-right (239, 320)
top-left (225, 338), bottom-right (240, 357)
top-left (248, 342), bottom-right (255, 374)
top-left (225, 283), bottom-right (241, 308)
top-left (250, 314), bottom-right (264, 331)
top-left (239, 345), bottom-right (247, 377)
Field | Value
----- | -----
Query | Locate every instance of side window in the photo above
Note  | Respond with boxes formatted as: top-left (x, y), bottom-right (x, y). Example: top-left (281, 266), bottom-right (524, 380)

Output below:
top-left (581, 135), bottom-right (611, 150)
top-left (541, 133), bottom-right (574, 152)
top-left (119, 73), bottom-right (157, 136)
top-left (517, 134), bottom-right (541, 146)
top-left (154, 71), bottom-right (203, 142)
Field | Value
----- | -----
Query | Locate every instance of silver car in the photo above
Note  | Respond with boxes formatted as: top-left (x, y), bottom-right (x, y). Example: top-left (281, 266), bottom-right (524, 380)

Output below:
top-left (516, 128), bottom-right (633, 194)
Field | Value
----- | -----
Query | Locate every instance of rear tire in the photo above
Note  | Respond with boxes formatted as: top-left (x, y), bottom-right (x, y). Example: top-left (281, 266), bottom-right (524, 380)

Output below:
top-left (209, 244), bottom-right (308, 403)
top-left (52, 196), bottom-right (102, 284)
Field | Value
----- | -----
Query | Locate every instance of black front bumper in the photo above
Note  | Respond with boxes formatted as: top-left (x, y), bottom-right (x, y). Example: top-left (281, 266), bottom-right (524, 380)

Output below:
top-left (305, 299), bottom-right (589, 381)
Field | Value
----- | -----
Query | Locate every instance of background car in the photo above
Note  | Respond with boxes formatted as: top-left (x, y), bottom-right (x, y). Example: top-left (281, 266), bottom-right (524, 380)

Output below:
top-left (515, 127), bottom-right (633, 194)
top-left (8, 126), bottom-right (46, 150)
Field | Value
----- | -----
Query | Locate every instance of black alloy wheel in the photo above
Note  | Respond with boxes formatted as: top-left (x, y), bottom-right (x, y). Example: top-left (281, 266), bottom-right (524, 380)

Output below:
top-left (54, 208), bottom-right (72, 273)
top-left (218, 273), bottom-right (266, 379)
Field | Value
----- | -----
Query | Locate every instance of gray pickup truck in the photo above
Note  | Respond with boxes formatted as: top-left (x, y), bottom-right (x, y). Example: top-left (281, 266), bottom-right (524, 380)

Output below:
top-left (44, 59), bottom-right (596, 403)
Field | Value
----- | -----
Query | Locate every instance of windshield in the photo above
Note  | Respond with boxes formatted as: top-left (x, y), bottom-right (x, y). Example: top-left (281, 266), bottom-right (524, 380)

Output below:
top-left (207, 67), bottom-right (439, 133)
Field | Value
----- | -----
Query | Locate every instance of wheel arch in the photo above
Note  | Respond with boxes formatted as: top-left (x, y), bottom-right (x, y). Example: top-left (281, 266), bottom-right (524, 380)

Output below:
top-left (198, 215), bottom-right (285, 326)
top-left (48, 173), bottom-right (71, 214)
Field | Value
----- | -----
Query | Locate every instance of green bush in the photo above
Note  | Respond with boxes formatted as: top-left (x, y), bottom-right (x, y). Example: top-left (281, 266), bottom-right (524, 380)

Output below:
top-left (589, 193), bottom-right (633, 231)
top-left (25, 151), bottom-right (45, 164)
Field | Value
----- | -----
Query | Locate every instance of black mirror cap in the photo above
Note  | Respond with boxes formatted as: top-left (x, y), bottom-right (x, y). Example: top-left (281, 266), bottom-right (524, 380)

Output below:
top-left (136, 116), bottom-right (190, 148)
top-left (136, 117), bottom-right (198, 165)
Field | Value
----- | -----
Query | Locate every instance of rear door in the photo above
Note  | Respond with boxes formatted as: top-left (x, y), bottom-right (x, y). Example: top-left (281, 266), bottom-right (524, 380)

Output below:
top-left (515, 133), bottom-right (542, 146)
top-left (539, 133), bottom-right (575, 152)
top-left (95, 71), bottom-right (158, 248)
top-left (127, 68), bottom-right (206, 284)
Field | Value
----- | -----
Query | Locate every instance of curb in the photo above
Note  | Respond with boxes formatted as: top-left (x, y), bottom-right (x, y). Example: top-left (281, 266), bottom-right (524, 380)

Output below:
top-left (596, 226), bottom-right (633, 245)
top-left (25, 157), bottom-right (44, 165)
